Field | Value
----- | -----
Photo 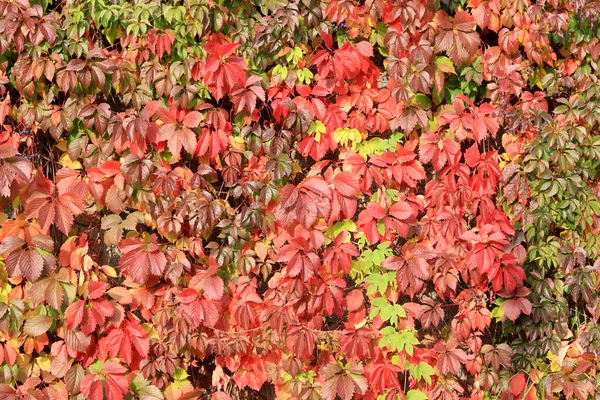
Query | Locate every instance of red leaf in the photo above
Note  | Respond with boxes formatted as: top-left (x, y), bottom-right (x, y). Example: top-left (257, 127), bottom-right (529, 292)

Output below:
top-left (232, 356), bottom-right (267, 392)
top-left (87, 281), bottom-right (108, 300)
top-left (323, 231), bottom-right (359, 274)
top-left (510, 373), bottom-right (526, 396)
top-left (203, 36), bottom-right (247, 101)
top-left (434, 11), bottom-right (480, 65)
top-left (333, 172), bottom-right (360, 197)
top-left (500, 296), bottom-right (532, 322)
top-left (119, 235), bottom-right (166, 284)
top-left (419, 131), bottom-right (460, 171)
top-left (321, 361), bottom-right (368, 400)
top-left (345, 290), bottom-right (364, 312)
top-left (105, 314), bottom-right (150, 368)
top-left (275, 177), bottom-right (332, 228)
top-left (434, 338), bottom-right (468, 375)
top-left (364, 358), bottom-right (401, 392)
top-left (64, 300), bottom-right (85, 331)
top-left (26, 178), bottom-right (85, 235)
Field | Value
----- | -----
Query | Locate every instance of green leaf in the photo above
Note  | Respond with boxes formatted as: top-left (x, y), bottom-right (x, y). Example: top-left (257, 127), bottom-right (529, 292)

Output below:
top-left (376, 302), bottom-right (406, 327)
top-left (173, 367), bottom-right (189, 381)
top-left (131, 374), bottom-right (165, 400)
top-left (408, 362), bottom-right (435, 385)
top-left (286, 47), bottom-right (303, 65)
top-left (435, 56), bottom-right (456, 74)
top-left (406, 390), bottom-right (429, 400)
top-left (365, 272), bottom-right (395, 295)
top-left (272, 65), bottom-right (288, 79)
top-left (297, 68), bottom-right (313, 84)
top-left (308, 120), bottom-right (326, 142)
top-left (325, 220), bottom-right (357, 239)
top-left (412, 94), bottom-right (432, 108)
top-left (379, 328), bottom-right (419, 355)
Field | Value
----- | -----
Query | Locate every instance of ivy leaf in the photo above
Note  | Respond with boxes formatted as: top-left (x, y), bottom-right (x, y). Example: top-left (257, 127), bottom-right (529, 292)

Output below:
top-left (29, 272), bottom-right (68, 310)
top-left (105, 313), bottom-right (150, 367)
top-left (382, 242), bottom-right (433, 297)
top-left (498, 286), bottom-right (532, 322)
top-left (379, 327), bottom-right (420, 355)
top-left (275, 176), bottom-right (332, 228)
top-left (481, 344), bottom-right (513, 370)
top-left (403, 297), bottom-right (444, 329)
top-left (230, 75), bottom-right (265, 115)
top-left (419, 131), bottom-right (460, 171)
top-left (231, 356), bottom-right (267, 392)
top-left (81, 361), bottom-right (129, 400)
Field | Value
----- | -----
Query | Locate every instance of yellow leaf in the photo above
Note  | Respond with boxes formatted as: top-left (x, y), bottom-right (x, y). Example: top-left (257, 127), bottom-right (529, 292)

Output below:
top-left (37, 357), bottom-right (51, 372)
top-left (55, 140), bottom-right (68, 152)
top-left (333, 127), bottom-right (362, 148)
top-left (308, 121), bottom-right (326, 142)
top-left (229, 135), bottom-right (246, 151)
top-left (142, 323), bottom-right (160, 340)
top-left (547, 343), bottom-right (569, 372)
top-left (59, 153), bottom-right (82, 170)
top-left (0, 281), bottom-right (10, 304)
top-left (101, 265), bottom-right (117, 278)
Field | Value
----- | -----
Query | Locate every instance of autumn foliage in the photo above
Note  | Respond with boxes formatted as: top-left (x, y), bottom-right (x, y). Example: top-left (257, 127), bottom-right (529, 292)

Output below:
top-left (0, 0), bottom-right (600, 399)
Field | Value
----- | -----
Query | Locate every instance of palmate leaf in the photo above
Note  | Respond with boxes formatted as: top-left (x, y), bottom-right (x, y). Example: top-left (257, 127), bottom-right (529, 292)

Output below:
top-left (101, 211), bottom-right (143, 246)
top-left (498, 286), bottom-right (532, 322)
top-left (323, 231), bottom-right (359, 274)
top-left (29, 272), bottom-right (69, 310)
top-left (419, 131), bottom-right (460, 171)
top-left (320, 361), bottom-right (368, 400)
top-left (64, 282), bottom-right (115, 335)
top-left (155, 105), bottom-right (203, 163)
top-left (80, 361), bottom-right (129, 400)
top-left (231, 356), bottom-right (267, 393)
top-left (481, 343), bottom-right (512, 370)
top-left (364, 357), bottom-right (402, 392)
top-left (0, 153), bottom-right (31, 197)
top-left (202, 35), bottom-right (247, 101)
top-left (104, 313), bottom-right (150, 367)
top-left (118, 234), bottom-right (166, 284)
top-left (434, 338), bottom-right (468, 375)
top-left (403, 297), bottom-right (445, 329)
top-left (461, 224), bottom-right (508, 272)
top-left (275, 176), bottom-right (332, 228)
top-left (130, 374), bottom-right (164, 400)
top-left (0, 235), bottom-right (54, 282)
top-left (231, 75), bottom-right (266, 114)
top-left (434, 11), bottom-right (480, 66)
top-left (382, 242), bottom-right (433, 296)
top-left (26, 170), bottom-right (85, 235)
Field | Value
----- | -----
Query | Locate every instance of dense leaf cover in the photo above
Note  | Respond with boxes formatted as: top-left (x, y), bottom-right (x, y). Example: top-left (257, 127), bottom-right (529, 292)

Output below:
top-left (0, 0), bottom-right (600, 399)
